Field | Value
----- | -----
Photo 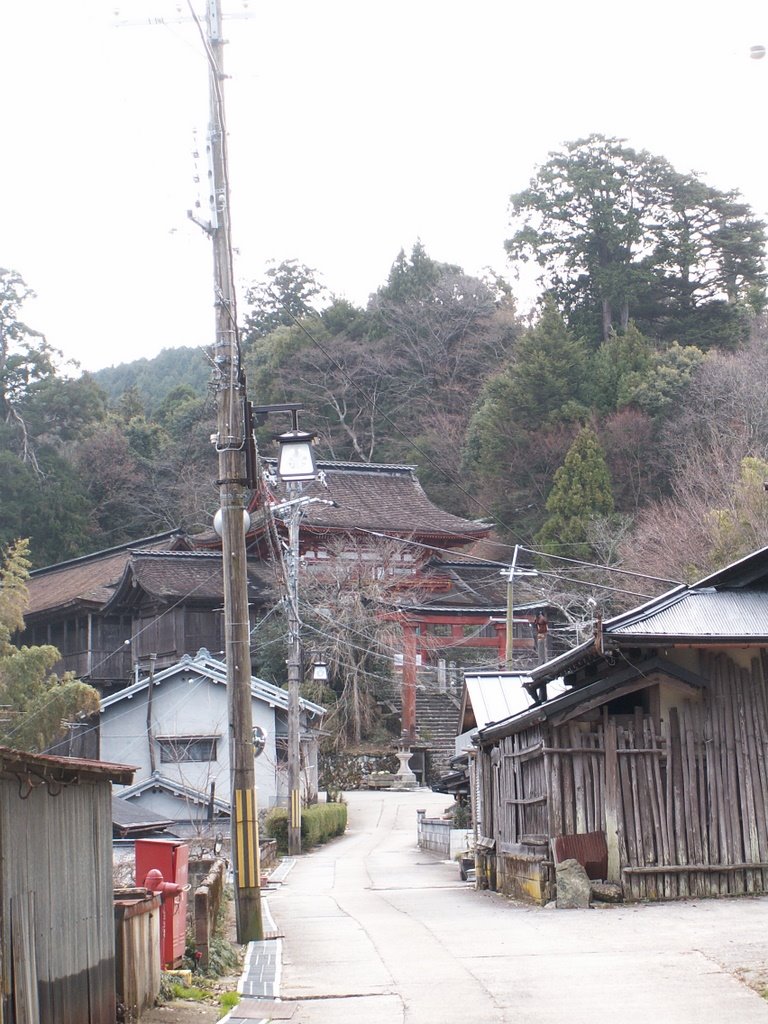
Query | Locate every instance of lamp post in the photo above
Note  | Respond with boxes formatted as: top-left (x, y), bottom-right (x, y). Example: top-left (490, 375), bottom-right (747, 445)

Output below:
top-left (252, 405), bottom-right (318, 855)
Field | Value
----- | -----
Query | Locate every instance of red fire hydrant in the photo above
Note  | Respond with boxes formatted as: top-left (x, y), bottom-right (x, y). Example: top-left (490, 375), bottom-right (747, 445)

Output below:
top-left (143, 867), bottom-right (189, 901)
top-left (143, 867), bottom-right (191, 969)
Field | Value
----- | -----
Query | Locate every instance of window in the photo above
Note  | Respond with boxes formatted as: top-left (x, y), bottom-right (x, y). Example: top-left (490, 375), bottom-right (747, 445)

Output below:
top-left (428, 623), bottom-right (452, 637)
top-left (158, 736), bottom-right (218, 763)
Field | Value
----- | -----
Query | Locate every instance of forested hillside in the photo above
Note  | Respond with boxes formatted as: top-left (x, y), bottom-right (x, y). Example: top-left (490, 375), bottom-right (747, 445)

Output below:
top-left (2, 135), bottom-right (767, 614)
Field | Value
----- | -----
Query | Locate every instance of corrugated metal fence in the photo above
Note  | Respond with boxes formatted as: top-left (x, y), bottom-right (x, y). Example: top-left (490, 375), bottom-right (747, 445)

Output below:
top-left (1, 777), bottom-right (116, 1023)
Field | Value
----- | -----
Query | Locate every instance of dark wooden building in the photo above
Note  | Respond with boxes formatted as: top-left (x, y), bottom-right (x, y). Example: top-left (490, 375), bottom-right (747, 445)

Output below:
top-left (21, 534), bottom-right (272, 694)
top-left (473, 547), bottom-right (768, 903)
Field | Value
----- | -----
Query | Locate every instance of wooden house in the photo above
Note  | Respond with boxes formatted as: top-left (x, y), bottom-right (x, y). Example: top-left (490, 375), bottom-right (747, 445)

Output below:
top-left (0, 746), bottom-right (134, 1024)
top-left (473, 547), bottom-right (768, 904)
top-left (21, 531), bottom-right (189, 688)
top-left (20, 534), bottom-right (273, 694)
top-left (100, 649), bottom-right (325, 825)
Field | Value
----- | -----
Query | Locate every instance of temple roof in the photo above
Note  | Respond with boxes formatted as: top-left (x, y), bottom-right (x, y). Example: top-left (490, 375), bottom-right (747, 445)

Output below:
top-left (252, 460), bottom-right (491, 544)
top-left (103, 550), bottom-right (275, 611)
top-left (25, 531), bottom-right (188, 618)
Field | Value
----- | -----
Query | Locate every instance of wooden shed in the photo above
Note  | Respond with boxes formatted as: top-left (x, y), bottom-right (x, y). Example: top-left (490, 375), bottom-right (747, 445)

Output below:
top-left (0, 746), bottom-right (135, 1024)
top-left (473, 547), bottom-right (768, 903)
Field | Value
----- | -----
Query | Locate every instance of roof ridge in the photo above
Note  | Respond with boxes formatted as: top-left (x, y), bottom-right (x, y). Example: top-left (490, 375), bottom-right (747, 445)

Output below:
top-left (30, 529), bottom-right (185, 575)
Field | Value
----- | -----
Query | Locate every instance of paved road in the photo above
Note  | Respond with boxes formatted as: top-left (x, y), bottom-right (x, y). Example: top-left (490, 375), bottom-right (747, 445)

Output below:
top-left (266, 790), bottom-right (768, 1023)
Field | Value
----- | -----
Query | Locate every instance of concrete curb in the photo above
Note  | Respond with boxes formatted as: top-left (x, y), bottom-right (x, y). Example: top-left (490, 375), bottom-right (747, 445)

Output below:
top-left (219, 859), bottom-right (296, 1024)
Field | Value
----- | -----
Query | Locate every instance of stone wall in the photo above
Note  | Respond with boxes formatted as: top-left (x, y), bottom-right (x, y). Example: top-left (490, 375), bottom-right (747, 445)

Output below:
top-left (416, 810), bottom-right (472, 860)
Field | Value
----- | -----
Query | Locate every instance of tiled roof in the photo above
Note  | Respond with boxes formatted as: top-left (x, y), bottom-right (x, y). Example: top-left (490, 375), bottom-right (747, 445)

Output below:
top-left (100, 648), bottom-right (326, 719)
top-left (112, 796), bottom-right (174, 834)
top-left (26, 532), bottom-right (186, 617)
top-left (104, 550), bottom-right (276, 609)
top-left (397, 561), bottom-right (546, 612)
top-left (253, 460), bottom-right (490, 541)
top-left (119, 773), bottom-right (231, 813)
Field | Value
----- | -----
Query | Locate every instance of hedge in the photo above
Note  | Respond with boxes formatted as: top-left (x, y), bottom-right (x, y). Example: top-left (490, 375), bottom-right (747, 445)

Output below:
top-left (264, 802), bottom-right (348, 853)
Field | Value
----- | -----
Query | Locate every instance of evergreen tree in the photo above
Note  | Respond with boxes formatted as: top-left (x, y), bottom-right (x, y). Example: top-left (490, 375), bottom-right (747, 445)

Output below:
top-left (502, 298), bottom-right (590, 427)
top-left (0, 539), bottom-right (99, 751)
top-left (507, 135), bottom-right (766, 348)
top-left (536, 426), bottom-right (615, 559)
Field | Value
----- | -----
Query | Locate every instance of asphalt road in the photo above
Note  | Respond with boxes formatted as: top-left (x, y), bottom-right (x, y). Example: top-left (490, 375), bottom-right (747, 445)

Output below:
top-left (267, 789), bottom-right (768, 1024)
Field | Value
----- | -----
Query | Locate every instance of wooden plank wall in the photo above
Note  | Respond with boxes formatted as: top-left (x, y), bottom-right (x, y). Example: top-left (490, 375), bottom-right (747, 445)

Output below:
top-left (481, 652), bottom-right (768, 901)
top-left (618, 654), bottom-right (768, 900)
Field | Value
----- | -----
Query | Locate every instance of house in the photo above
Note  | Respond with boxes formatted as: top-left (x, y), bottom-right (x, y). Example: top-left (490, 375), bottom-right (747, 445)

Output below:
top-left (19, 530), bottom-right (190, 689)
top-left (99, 649), bottom-right (325, 828)
top-left (20, 533), bottom-right (274, 694)
top-left (0, 746), bottom-right (135, 1024)
top-left (472, 546), bottom-right (768, 903)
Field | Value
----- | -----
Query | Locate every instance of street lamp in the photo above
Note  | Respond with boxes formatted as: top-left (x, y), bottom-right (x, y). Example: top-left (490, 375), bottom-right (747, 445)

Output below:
top-left (252, 403), bottom-right (317, 483)
top-left (312, 659), bottom-right (329, 683)
top-left (253, 403), bottom-right (319, 857)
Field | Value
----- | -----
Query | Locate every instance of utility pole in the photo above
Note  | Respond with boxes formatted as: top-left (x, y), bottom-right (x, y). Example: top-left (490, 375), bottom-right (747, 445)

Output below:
top-left (205, 0), bottom-right (262, 942)
top-left (505, 544), bottom-right (519, 670)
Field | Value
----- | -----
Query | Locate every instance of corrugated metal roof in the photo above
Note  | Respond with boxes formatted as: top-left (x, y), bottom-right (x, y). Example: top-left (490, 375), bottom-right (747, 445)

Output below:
top-left (0, 744), bottom-right (136, 783)
top-left (609, 589), bottom-right (768, 639)
top-left (464, 672), bottom-right (570, 732)
top-left (464, 673), bottom-right (536, 729)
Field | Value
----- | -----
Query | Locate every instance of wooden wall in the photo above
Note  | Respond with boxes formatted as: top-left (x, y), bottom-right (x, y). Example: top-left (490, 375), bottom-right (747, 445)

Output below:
top-left (477, 652), bottom-right (768, 902)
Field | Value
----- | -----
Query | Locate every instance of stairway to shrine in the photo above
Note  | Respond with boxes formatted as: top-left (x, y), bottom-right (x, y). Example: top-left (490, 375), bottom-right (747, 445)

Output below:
top-left (416, 685), bottom-right (462, 783)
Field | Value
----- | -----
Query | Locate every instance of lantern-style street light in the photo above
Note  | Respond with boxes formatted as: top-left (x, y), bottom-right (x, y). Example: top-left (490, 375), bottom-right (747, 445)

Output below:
top-left (252, 403), bottom-right (319, 856)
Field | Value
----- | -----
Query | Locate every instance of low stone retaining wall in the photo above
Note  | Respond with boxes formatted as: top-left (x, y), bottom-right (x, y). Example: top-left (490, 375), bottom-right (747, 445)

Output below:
top-left (416, 809), bottom-right (472, 860)
top-left (192, 858), bottom-right (227, 969)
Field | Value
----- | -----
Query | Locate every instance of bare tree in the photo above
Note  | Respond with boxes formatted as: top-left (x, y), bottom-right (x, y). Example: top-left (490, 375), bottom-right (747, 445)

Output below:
top-left (299, 537), bottom-right (426, 749)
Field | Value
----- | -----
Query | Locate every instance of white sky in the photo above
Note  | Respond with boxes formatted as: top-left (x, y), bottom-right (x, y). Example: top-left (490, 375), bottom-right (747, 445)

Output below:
top-left (2, 0), bottom-right (767, 372)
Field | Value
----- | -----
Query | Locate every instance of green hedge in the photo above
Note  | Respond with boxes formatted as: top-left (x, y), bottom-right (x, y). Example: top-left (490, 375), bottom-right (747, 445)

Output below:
top-left (264, 802), bottom-right (348, 853)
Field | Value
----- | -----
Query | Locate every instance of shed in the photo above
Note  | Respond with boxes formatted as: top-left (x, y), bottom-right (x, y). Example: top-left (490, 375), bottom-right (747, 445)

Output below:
top-left (473, 546), bottom-right (768, 904)
top-left (0, 746), bottom-right (134, 1024)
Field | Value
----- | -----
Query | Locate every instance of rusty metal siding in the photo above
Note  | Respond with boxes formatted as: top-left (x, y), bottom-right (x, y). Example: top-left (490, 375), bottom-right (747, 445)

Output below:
top-left (0, 776), bottom-right (116, 1024)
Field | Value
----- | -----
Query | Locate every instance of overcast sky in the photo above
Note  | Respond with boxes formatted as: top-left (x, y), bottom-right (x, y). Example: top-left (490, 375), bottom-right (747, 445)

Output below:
top-left (2, 0), bottom-right (767, 372)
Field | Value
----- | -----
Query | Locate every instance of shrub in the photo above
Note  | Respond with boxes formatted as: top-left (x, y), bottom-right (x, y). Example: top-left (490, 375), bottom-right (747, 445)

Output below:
top-left (264, 802), bottom-right (348, 853)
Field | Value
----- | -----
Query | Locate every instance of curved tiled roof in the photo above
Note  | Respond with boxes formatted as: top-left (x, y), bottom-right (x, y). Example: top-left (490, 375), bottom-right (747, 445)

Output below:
top-left (25, 531), bottom-right (187, 617)
top-left (252, 460), bottom-right (490, 542)
top-left (103, 550), bottom-right (275, 610)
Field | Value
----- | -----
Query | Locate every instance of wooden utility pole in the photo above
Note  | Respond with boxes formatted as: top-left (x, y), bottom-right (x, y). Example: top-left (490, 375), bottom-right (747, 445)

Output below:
top-left (206, 0), bottom-right (262, 943)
